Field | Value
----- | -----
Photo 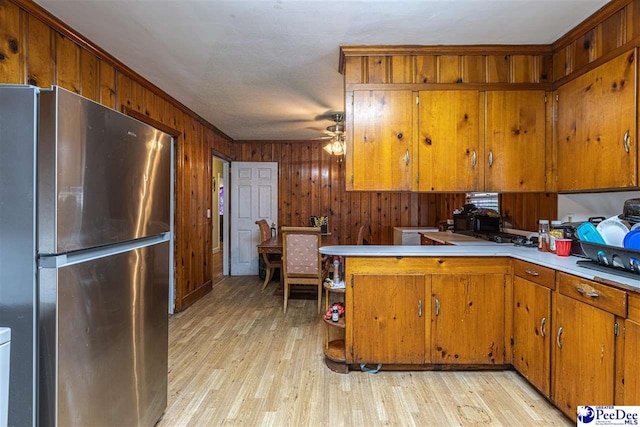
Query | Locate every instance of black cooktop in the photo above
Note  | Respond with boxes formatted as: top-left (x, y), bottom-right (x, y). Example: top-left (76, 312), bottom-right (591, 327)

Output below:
top-left (474, 232), bottom-right (536, 246)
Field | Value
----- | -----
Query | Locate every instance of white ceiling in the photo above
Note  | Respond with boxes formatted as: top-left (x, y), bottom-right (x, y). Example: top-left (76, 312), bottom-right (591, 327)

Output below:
top-left (35, 0), bottom-right (610, 141)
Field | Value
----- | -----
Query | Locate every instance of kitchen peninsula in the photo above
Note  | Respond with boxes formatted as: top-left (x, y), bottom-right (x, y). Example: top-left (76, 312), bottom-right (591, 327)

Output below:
top-left (319, 242), bottom-right (640, 421)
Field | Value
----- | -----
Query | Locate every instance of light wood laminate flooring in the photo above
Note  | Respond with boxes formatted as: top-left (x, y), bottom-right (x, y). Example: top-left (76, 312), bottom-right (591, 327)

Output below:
top-left (161, 276), bottom-right (570, 426)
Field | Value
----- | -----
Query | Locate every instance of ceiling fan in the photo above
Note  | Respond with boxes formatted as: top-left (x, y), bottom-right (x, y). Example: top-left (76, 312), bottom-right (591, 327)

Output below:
top-left (321, 113), bottom-right (346, 157)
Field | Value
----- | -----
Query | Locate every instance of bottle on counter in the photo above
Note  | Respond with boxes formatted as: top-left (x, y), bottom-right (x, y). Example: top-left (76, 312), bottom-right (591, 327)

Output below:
top-left (538, 220), bottom-right (550, 252)
top-left (549, 220), bottom-right (563, 253)
top-left (331, 304), bottom-right (340, 322)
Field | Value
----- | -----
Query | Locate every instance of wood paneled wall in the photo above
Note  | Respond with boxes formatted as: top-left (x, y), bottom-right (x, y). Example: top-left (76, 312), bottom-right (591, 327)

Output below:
top-left (234, 140), bottom-right (556, 244)
top-left (1, 0), bottom-right (234, 312)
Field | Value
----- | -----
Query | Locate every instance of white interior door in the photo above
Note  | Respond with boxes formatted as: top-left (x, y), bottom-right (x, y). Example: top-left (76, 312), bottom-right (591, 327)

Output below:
top-left (230, 162), bottom-right (278, 275)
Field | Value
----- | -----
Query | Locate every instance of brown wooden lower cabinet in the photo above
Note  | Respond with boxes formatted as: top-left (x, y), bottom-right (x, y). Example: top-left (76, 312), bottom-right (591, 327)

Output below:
top-left (512, 275), bottom-right (552, 397)
top-left (431, 274), bottom-right (505, 364)
top-left (552, 292), bottom-right (616, 420)
top-left (345, 257), bottom-right (510, 366)
top-left (352, 274), bottom-right (428, 364)
top-left (623, 293), bottom-right (640, 404)
top-left (339, 256), bottom-right (635, 422)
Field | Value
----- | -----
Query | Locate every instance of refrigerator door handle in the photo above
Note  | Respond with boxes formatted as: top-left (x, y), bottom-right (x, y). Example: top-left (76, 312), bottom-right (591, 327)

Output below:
top-left (39, 233), bottom-right (170, 268)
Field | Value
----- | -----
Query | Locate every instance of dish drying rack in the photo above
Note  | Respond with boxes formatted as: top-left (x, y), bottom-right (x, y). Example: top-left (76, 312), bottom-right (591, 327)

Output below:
top-left (579, 241), bottom-right (640, 277)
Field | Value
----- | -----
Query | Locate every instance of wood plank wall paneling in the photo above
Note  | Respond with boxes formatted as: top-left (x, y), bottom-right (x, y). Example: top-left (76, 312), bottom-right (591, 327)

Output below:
top-left (0, 1), bottom-right (22, 83)
top-left (234, 141), bottom-right (556, 244)
top-left (2, 0), bottom-right (235, 312)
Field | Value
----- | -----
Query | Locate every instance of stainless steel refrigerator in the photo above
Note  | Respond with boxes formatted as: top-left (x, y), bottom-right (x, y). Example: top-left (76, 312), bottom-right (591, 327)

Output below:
top-left (0, 85), bottom-right (172, 426)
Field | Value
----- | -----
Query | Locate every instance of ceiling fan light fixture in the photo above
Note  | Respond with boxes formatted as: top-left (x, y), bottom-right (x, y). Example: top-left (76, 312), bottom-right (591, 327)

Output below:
top-left (324, 136), bottom-right (345, 156)
top-left (322, 112), bottom-right (346, 157)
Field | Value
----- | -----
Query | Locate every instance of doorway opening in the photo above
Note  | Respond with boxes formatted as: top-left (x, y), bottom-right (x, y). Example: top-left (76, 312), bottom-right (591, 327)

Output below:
top-left (212, 156), bottom-right (230, 282)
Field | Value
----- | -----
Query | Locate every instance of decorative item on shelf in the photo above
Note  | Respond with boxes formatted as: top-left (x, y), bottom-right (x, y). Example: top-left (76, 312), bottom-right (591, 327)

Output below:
top-left (310, 216), bottom-right (328, 234)
top-left (324, 301), bottom-right (345, 320)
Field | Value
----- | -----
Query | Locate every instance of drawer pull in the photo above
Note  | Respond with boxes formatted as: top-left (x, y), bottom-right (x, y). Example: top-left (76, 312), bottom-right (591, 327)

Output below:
top-left (525, 269), bottom-right (539, 277)
top-left (471, 150), bottom-right (477, 167)
top-left (576, 286), bottom-right (600, 298)
top-left (556, 327), bottom-right (563, 349)
top-left (540, 317), bottom-right (546, 337)
top-left (435, 298), bottom-right (440, 316)
top-left (488, 150), bottom-right (494, 167)
top-left (623, 130), bottom-right (631, 154)
top-left (405, 150), bottom-right (410, 166)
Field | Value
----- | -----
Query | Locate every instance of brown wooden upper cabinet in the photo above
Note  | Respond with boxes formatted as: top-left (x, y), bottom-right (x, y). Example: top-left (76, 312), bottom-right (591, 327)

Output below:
top-left (418, 91), bottom-right (481, 192)
top-left (347, 89), bottom-right (548, 192)
top-left (349, 90), bottom-right (415, 191)
top-left (557, 50), bottom-right (637, 191)
top-left (485, 91), bottom-right (547, 192)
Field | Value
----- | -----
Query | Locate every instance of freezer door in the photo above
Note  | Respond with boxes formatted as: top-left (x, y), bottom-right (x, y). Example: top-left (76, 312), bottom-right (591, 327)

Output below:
top-left (38, 86), bottom-right (172, 254)
top-left (39, 241), bottom-right (169, 427)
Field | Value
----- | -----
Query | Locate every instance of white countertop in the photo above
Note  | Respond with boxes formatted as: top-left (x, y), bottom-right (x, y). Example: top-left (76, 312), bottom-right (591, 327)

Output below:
top-left (420, 231), bottom-right (502, 246)
top-left (319, 243), bottom-right (640, 291)
top-left (393, 227), bottom-right (439, 233)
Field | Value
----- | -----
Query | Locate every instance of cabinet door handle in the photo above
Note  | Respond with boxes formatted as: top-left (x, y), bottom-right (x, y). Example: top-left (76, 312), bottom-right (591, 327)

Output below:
top-left (576, 286), bottom-right (600, 298)
top-left (418, 300), bottom-right (422, 317)
top-left (405, 150), bottom-right (410, 166)
top-left (488, 150), bottom-right (494, 167)
top-left (471, 150), bottom-right (477, 167)
top-left (525, 269), bottom-right (539, 277)
top-left (556, 327), bottom-right (563, 349)
top-left (623, 130), bottom-right (631, 153)
top-left (435, 298), bottom-right (440, 316)
top-left (540, 317), bottom-right (546, 337)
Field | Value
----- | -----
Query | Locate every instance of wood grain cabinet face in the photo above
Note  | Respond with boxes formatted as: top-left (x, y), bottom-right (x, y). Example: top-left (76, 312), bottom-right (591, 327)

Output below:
top-left (556, 50), bottom-right (636, 191)
top-left (431, 274), bottom-right (505, 364)
top-left (623, 293), bottom-right (640, 404)
top-left (485, 91), bottom-right (546, 192)
top-left (350, 90), bottom-right (415, 191)
top-left (351, 274), bottom-right (428, 364)
top-left (623, 319), bottom-right (640, 404)
top-left (512, 276), bottom-right (551, 397)
top-left (552, 293), bottom-right (616, 420)
top-left (417, 91), bottom-right (481, 192)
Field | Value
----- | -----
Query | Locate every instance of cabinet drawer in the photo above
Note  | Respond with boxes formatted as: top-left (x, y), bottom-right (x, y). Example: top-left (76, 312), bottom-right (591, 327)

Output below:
top-left (557, 272), bottom-right (627, 317)
top-left (513, 260), bottom-right (555, 289)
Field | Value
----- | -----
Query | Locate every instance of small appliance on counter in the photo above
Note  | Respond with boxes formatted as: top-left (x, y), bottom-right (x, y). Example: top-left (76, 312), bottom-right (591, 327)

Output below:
top-left (453, 204), bottom-right (501, 235)
top-left (453, 204), bottom-right (531, 244)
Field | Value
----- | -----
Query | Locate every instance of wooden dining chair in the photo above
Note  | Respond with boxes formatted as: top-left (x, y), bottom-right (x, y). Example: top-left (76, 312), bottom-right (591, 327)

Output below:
top-left (281, 226), bottom-right (325, 314)
top-left (356, 221), bottom-right (372, 245)
top-left (255, 219), bottom-right (282, 290)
